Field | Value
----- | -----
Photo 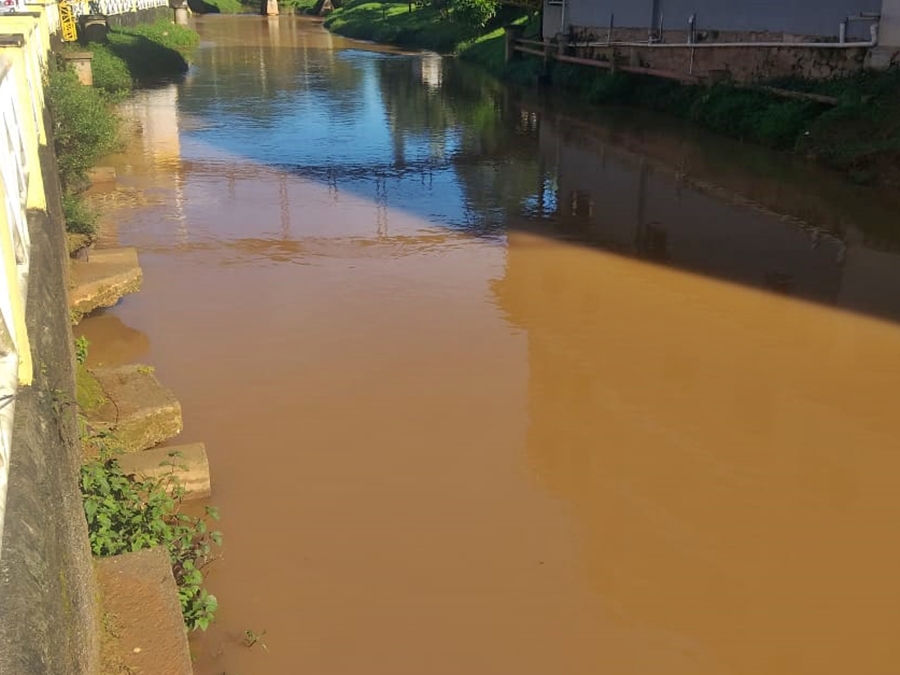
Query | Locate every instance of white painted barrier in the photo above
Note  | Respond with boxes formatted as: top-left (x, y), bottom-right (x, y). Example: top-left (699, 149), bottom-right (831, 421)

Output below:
top-left (68, 0), bottom-right (169, 17)
top-left (0, 55), bottom-right (34, 563)
top-left (0, 10), bottom-right (51, 563)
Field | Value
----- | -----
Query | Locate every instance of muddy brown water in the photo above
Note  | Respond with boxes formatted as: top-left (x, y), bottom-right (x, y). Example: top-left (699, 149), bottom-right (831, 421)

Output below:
top-left (79, 15), bottom-right (900, 675)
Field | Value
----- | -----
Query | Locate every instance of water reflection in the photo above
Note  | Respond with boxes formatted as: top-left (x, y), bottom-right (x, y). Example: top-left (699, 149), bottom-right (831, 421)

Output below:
top-left (172, 17), bottom-right (900, 323)
top-left (75, 312), bottom-right (151, 367)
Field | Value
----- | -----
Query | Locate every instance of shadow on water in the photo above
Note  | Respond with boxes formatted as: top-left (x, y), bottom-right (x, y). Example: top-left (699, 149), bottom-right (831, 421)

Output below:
top-left (176, 16), bottom-right (900, 324)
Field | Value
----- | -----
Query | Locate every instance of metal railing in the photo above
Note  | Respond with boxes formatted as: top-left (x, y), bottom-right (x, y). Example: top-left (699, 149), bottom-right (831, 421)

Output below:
top-left (67, 0), bottom-right (169, 17)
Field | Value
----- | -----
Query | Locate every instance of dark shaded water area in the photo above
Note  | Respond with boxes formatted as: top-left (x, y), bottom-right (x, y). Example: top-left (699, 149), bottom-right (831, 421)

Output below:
top-left (80, 15), bottom-right (900, 675)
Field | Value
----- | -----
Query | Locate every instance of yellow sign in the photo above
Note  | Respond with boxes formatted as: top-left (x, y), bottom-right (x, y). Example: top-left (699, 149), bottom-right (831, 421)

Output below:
top-left (59, 0), bottom-right (78, 43)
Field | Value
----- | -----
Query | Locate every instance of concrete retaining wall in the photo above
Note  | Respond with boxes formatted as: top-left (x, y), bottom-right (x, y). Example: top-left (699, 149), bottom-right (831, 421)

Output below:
top-left (574, 42), bottom-right (870, 82)
top-left (0, 12), bottom-right (99, 674)
top-left (0, 146), bottom-right (99, 675)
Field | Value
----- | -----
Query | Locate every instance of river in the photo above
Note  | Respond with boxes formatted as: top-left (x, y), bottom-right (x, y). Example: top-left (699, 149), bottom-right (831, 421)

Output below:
top-left (79, 15), bottom-right (900, 675)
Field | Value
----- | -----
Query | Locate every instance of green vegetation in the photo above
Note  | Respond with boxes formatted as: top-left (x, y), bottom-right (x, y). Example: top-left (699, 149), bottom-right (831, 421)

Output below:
top-left (47, 63), bottom-right (119, 238)
top-left (75, 334), bottom-right (106, 413)
top-left (51, 21), bottom-right (199, 242)
top-left (76, 339), bottom-right (221, 632)
top-left (324, 0), bottom-right (519, 53)
top-left (47, 64), bottom-right (120, 191)
top-left (195, 0), bottom-right (246, 12)
top-left (85, 20), bottom-right (199, 95)
top-left (81, 453), bottom-right (222, 631)
top-left (279, 0), bottom-right (318, 12)
top-left (793, 68), bottom-right (900, 184)
top-left (500, 59), bottom-right (900, 185)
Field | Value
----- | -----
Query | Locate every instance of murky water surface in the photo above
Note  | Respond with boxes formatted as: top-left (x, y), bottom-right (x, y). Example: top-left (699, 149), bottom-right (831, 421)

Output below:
top-left (80, 16), bottom-right (900, 675)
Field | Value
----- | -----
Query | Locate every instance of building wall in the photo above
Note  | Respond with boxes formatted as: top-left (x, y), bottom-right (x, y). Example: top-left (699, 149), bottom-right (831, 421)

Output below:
top-left (545, 0), bottom-right (882, 39)
top-left (882, 0), bottom-right (900, 45)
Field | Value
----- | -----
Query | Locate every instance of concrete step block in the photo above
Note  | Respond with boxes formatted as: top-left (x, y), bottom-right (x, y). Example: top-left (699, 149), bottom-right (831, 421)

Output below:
top-left (86, 365), bottom-right (183, 453)
top-left (97, 547), bottom-right (192, 675)
top-left (118, 442), bottom-right (211, 501)
top-left (69, 247), bottom-right (143, 323)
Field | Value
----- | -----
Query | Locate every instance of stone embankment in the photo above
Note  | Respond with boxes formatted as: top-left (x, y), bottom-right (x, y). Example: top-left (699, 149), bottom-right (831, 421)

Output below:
top-left (69, 183), bottom-right (212, 673)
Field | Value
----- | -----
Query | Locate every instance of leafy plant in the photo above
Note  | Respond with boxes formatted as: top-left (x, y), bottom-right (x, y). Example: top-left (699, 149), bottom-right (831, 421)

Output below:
top-left (75, 336), bottom-right (90, 365)
top-left (47, 62), bottom-right (120, 193)
top-left (62, 192), bottom-right (98, 238)
top-left (81, 444), bottom-right (222, 631)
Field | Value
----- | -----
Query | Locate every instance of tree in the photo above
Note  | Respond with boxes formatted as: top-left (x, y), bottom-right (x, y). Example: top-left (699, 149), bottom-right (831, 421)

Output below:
top-left (418, 0), bottom-right (497, 26)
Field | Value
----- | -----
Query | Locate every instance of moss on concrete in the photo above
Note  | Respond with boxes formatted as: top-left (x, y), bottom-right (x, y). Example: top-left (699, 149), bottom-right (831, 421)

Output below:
top-left (85, 365), bottom-right (183, 453)
top-left (76, 363), bottom-right (107, 413)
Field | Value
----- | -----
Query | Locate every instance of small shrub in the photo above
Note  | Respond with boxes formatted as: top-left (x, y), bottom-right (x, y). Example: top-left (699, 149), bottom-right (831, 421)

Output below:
top-left (47, 63), bottom-right (120, 192)
top-left (83, 44), bottom-right (132, 97)
top-left (62, 192), bottom-right (98, 238)
top-left (754, 100), bottom-right (817, 150)
top-left (448, 0), bottom-right (496, 27)
top-left (75, 336), bottom-right (90, 365)
top-left (81, 450), bottom-right (222, 631)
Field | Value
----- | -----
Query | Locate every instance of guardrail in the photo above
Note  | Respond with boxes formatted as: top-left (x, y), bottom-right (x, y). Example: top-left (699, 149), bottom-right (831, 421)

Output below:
top-left (67, 0), bottom-right (169, 17)
top-left (0, 12), bottom-right (49, 564)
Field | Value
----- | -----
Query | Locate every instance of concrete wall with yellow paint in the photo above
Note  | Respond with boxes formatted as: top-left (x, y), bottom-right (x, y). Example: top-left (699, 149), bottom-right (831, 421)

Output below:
top-left (0, 9), bottom-right (100, 675)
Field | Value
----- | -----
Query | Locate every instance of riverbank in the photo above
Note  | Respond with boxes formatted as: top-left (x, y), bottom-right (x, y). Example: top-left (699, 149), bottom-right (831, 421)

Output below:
top-left (323, 0), bottom-right (526, 56)
top-left (54, 21), bottom-right (199, 242)
top-left (79, 20), bottom-right (199, 96)
top-left (54, 15), bottom-right (222, 657)
top-left (323, 1), bottom-right (900, 187)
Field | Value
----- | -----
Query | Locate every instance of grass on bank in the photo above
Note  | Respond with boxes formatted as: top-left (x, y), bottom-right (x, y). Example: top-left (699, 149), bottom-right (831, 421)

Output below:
top-left (513, 61), bottom-right (900, 184)
top-left (82, 20), bottom-right (200, 97)
top-left (324, 0), bottom-right (522, 53)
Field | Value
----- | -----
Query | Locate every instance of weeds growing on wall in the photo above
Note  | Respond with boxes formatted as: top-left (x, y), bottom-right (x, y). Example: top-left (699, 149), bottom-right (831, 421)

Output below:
top-left (77, 338), bottom-right (222, 632)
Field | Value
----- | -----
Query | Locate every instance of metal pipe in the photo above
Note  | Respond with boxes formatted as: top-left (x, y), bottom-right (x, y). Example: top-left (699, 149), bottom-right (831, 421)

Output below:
top-left (585, 23), bottom-right (879, 49)
top-left (559, 0), bottom-right (566, 38)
